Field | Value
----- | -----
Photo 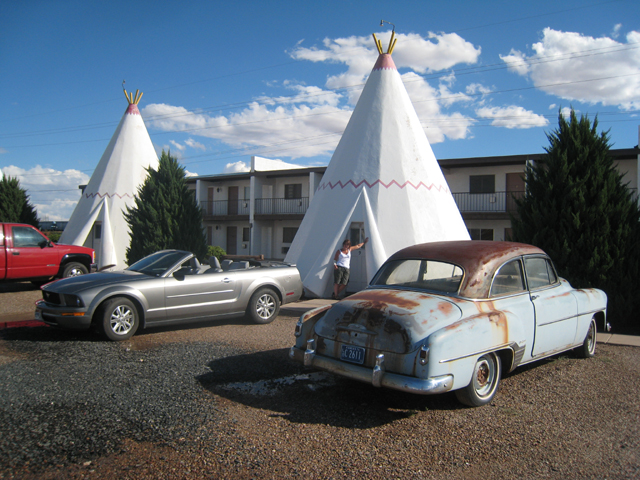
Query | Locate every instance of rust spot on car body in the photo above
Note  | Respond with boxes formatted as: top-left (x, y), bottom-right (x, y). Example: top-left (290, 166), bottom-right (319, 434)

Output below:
top-left (347, 290), bottom-right (421, 311)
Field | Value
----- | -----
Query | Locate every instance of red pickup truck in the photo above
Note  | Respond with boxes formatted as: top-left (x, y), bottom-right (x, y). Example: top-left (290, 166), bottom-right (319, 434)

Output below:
top-left (0, 223), bottom-right (96, 285)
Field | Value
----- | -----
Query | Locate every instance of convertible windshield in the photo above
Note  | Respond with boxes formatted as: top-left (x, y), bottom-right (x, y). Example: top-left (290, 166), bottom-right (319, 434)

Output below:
top-left (127, 251), bottom-right (190, 276)
top-left (371, 259), bottom-right (463, 294)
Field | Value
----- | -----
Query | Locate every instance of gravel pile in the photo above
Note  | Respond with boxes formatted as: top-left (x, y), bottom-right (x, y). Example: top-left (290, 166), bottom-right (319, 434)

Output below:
top-left (1, 314), bottom-right (639, 479)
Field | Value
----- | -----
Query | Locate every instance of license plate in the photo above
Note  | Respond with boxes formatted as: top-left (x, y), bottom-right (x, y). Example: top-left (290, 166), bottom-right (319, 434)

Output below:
top-left (341, 345), bottom-right (365, 365)
top-left (34, 310), bottom-right (42, 321)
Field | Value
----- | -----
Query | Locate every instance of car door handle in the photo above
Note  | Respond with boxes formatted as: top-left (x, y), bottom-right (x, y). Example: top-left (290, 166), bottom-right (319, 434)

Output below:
top-left (531, 295), bottom-right (539, 301)
top-left (12, 251), bottom-right (20, 255)
top-left (222, 277), bottom-right (231, 283)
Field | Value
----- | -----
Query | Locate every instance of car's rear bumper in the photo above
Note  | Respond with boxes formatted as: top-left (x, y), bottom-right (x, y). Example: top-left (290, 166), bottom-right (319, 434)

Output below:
top-left (35, 301), bottom-right (92, 330)
top-left (289, 344), bottom-right (453, 395)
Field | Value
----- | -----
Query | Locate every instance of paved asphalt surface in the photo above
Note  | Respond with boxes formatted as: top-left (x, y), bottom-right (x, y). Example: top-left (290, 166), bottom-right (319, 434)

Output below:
top-left (0, 282), bottom-right (639, 479)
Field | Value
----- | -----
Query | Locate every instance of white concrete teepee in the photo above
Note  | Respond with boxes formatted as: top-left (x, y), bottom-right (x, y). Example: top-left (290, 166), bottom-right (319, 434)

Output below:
top-left (285, 32), bottom-right (470, 298)
top-left (59, 89), bottom-right (159, 270)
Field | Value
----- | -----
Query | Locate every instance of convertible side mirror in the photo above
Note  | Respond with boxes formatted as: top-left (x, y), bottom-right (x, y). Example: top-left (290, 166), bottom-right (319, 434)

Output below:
top-left (173, 271), bottom-right (186, 281)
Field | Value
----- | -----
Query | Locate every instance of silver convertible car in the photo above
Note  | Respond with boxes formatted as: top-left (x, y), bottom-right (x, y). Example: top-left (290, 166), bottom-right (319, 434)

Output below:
top-left (35, 250), bottom-right (303, 341)
top-left (290, 241), bottom-right (607, 407)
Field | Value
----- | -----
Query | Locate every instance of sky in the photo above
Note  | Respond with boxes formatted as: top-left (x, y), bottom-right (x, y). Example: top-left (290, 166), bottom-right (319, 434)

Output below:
top-left (1, 0), bottom-right (639, 221)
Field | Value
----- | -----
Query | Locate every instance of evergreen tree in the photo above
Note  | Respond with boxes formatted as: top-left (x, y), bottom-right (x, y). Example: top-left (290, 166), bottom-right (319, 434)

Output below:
top-left (124, 151), bottom-right (207, 264)
top-left (512, 109), bottom-right (640, 333)
top-left (0, 175), bottom-right (39, 226)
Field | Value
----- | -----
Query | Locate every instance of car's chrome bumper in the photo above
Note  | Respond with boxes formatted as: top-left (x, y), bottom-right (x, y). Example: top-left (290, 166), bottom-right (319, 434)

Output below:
top-left (35, 300), bottom-right (92, 330)
top-left (289, 342), bottom-right (453, 396)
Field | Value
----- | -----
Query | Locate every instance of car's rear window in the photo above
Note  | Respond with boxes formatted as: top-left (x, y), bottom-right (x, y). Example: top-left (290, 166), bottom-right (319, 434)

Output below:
top-left (370, 259), bottom-right (463, 294)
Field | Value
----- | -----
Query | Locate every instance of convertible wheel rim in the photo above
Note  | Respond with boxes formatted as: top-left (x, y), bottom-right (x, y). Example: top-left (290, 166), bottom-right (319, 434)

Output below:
top-left (256, 294), bottom-right (275, 319)
top-left (473, 357), bottom-right (496, 398)
top-left (110, 306), bottom-right (134, 335)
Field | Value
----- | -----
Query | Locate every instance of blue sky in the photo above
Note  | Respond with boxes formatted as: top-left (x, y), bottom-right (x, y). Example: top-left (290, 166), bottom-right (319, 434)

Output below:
top-left (1, 0), bottom-right (638, 220)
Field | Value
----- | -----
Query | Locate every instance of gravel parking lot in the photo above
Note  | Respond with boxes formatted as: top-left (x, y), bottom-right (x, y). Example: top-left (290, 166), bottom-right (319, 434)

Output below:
top-left (1, 283), bottom-right (639, 479)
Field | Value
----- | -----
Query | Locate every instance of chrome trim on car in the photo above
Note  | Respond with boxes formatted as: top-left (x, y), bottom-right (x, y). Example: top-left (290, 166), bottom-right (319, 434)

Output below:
top-left (290, 346), bottom-right (453, 395)
top-left (439, 343), bottom-right (512, 364)
top-left (372, 354), bottom-right (385, 388)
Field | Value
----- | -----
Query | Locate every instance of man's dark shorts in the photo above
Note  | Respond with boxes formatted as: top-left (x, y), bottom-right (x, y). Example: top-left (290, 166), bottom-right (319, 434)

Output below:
top-left (334, 266), bottom-right (350, 285)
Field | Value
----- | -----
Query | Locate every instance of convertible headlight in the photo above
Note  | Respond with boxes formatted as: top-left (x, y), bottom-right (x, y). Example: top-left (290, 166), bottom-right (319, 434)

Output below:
top-left (63, 294), bottom-right (85, 308)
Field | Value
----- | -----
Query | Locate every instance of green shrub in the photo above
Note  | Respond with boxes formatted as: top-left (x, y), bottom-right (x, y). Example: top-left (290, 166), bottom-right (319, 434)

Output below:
top-left (207, 245), bottom-right (226, 261)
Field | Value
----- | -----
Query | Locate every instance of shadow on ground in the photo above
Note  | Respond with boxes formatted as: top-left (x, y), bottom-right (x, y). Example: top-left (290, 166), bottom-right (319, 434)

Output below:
top-left (197, 347), bottom-right (461, 429)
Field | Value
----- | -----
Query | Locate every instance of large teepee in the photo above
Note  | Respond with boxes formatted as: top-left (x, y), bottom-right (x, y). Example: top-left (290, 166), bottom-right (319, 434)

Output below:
top-left (59, 89), bottom-right (159, 270)
top-left (285, 32), bottom-right (470, 298)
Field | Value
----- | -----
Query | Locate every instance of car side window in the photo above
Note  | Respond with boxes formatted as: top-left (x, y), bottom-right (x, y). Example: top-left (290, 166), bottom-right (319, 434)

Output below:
top-left (12, 226), bottom-right (47, 247)
top-left (490, 259), bottom-right (525, 297)
top-left (524, 257), bottom-right (557, 289)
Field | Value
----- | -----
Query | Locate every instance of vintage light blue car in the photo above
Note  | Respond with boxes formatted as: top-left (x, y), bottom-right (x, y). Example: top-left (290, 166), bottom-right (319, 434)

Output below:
top-left (290, 241), bottom-right (607, 407)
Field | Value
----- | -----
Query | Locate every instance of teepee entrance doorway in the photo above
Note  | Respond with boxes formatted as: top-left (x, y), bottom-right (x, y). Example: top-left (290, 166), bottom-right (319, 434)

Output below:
top-left (91, 222), bottom-right (102, 262)
top-left (347, 222), bottom-right (367, 293)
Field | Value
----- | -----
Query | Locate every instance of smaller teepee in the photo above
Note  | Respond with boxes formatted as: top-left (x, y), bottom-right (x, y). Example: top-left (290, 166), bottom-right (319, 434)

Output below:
top-left (285, 31), bottom-right (470, 297)
top-left (59, 89), bottom-right (159, 270)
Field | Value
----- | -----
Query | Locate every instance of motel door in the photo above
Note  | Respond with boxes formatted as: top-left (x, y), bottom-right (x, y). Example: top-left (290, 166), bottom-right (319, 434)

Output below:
top-left (347, 222), bottom-right (367, 293)
top-left (226, 226), bottom-right (237, 255)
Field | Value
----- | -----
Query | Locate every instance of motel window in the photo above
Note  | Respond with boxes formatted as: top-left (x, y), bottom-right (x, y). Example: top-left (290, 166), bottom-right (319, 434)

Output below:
top-left (284, 184), bottom-right (302, 199)
top-left (283, 227), bottom-right (298, 244)
top-left (469, 228), bottom-right (494, 241)
top-left (242, 227), bottom-right (250, 242)
top-left (470, 175), bottom-right (495, 194)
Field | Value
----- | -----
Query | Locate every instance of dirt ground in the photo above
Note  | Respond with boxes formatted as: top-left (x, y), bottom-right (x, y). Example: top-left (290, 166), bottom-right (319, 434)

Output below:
top-left (1, 282), bottom-right (639, 479)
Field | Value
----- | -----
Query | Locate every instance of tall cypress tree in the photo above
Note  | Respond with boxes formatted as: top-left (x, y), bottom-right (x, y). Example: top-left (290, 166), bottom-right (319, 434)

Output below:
top-left (124, 151), bottom-right (207, 264)
top-left (0, 175), bottom-right (39, 226)
top-left (512, 109), bottom-right (640, 333)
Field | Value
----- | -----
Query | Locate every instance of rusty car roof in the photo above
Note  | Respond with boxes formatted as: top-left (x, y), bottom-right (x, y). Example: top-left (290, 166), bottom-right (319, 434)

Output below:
top-left (387, 240), bottom-right (546, 299)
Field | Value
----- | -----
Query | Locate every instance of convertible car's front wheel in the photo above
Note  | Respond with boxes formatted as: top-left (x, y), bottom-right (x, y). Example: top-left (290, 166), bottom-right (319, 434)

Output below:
top-left (98, 297), bottom-right (139, 341)
top-left (576, 317), bottom-right (597, 358)
top-left (247, 288), bottom-right (280, 324)
top-left (456, 352), bottom-right (502, 407)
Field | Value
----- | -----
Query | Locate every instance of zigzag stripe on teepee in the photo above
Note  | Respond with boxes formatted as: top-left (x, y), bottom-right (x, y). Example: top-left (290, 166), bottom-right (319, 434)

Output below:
top-left (84, 192), bottom-right (134, 199)
top-left (318, 179), bottom-right (450, 192)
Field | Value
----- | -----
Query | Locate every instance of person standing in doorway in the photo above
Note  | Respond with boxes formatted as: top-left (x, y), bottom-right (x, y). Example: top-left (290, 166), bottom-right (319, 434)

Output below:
top-left (332, 237), bottom-right (368, 300)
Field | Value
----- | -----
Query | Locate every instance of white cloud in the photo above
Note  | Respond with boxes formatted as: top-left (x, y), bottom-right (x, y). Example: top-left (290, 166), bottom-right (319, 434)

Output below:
top-left (502, 28), bottom-right (640, 110)
top-left (143, 96), bottom-right (351, 159)
top-left (612, 24), bottom-right (622, 39)
top-left (185, 138), bottom-right (206, 151)
top-left (169, 140), bottom-right (186, 151)
top-left (560, 106), bottom-right (578, 118)
top-left (466, 83), bottom-right (494, 97)
top-left (1, 165), bottom-right (89, 221)
top-left (0, 147), bottom-right (7, 154)
top-left (476, 106), bottom-right (549, 129)
top-left (223, 161), bottom-right (250, 173)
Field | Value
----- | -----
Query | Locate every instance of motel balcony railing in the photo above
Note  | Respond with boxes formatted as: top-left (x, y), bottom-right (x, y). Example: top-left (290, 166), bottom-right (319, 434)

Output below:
top-left (451, 191), bottom-right (525, 213)
top-left (200, 197), bottom-right (310, 217)
top-left (255, 197), bottom-right (309, 215)
top-left (201, 200), bottom-right (250, 217)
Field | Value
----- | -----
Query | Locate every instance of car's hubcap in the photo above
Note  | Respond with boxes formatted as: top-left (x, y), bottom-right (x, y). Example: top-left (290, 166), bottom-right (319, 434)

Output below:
top-left (474, 357), bottom-right (495, 397)
top-left (110, 306), bottom-right (134, 335)
top-left (587, 321), bottom-right (596, 353)
top-left (256, 294), bottom-right (275, 319)
top-left (68, 268), bottom-right (83, 276)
